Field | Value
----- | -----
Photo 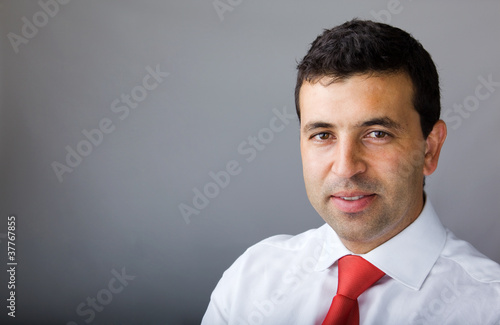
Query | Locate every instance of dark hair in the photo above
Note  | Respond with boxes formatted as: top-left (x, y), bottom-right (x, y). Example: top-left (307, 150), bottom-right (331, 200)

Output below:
top-left (295, 19), bottom-right (440, 138)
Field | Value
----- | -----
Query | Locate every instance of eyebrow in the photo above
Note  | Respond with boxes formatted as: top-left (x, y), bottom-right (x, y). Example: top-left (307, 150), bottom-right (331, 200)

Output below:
top-left (358, 117), bottom-right (404, 131)
top-left (303, 121), bottom-right (334, 132)
top-left (302, 117), bottom-right (404, 133)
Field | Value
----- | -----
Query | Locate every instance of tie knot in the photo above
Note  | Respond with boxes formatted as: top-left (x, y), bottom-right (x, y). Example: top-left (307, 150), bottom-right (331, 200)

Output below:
top-left (337, 255), bottom-right (385, 300)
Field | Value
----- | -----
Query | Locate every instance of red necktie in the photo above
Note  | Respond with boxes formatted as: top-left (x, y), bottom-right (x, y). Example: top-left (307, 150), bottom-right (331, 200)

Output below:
top-left (322, 255), bottom-right (385, 325)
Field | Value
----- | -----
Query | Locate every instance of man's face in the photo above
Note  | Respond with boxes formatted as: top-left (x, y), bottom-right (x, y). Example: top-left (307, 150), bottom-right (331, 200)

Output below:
top-left (299, 72), bottom-right (442, 253)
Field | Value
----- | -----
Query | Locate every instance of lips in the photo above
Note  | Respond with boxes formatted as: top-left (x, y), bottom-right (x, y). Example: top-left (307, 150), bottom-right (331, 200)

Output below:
top-left (330, 192), bottom-right (376, 213)
top-left (339, 195), bottom-right (366, 201)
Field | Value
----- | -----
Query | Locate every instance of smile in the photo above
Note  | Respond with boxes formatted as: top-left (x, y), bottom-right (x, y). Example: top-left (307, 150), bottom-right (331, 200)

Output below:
top-left (340, 195), bottom-right (365, 201)
top-left (331, 193), bottom-right (376, 213)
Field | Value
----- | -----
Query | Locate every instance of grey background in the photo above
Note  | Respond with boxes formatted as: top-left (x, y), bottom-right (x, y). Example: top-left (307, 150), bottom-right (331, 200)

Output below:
top-left (1, 0), bottom-right (499, 324)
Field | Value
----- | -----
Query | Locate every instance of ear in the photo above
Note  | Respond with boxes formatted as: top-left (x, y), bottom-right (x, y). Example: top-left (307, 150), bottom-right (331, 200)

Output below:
top-left (423, 120), bottom-right (447, 176)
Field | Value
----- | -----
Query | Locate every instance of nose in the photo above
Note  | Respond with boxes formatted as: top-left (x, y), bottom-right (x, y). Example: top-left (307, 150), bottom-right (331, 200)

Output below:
top-left (331, 139), bottom-right (366, 179)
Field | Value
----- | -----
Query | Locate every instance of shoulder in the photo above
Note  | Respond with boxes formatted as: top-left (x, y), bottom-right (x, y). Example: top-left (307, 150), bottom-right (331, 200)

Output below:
top-left (202, 225), bottom-right (330, 324)
top-left (217, 224), bottom-right (329, 283)
top-left (247, 224), bottom-right (327, 253)
top-left (440, 229), bottom-right (500, 284)
top-left (232, 224), bottom-right (327, 267)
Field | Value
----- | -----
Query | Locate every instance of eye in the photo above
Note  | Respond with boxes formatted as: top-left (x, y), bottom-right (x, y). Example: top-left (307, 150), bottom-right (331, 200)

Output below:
top-left (366, 131), bottom-right (389, 139)
top-left (312, 132), bottom-right (331, 141)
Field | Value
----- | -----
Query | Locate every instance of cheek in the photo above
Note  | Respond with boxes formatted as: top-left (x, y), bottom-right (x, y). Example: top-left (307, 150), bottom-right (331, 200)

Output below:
top-left (364, 146), bottom-right (399, 172)
top-left (379, 147), bottom-right (425, 182)
top-left (301, 148), bottom-right (330, 185)
top-left (402, 145), bottom-right (426, 172)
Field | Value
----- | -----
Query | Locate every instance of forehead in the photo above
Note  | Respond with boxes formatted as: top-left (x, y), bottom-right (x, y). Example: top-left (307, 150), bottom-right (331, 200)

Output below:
top-left (299, 72), bottom-right (416, 128)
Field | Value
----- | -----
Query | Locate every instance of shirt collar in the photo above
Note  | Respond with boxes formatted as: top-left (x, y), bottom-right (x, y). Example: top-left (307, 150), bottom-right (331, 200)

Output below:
top-left (314, 199), bottom-right (447, 291)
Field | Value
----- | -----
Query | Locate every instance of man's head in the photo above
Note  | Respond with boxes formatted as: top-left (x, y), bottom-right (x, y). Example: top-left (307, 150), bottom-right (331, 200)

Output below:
top-left (296, 20), bottom-right (447, 253)
top-left (295, 19), bottom-right (440, 138)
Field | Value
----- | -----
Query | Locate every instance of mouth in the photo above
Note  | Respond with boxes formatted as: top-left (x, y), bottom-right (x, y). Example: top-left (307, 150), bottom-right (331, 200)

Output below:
top-left (338, 195), bottom-right (368, 201)
top-left (330, 192), bottom-right (376, 213)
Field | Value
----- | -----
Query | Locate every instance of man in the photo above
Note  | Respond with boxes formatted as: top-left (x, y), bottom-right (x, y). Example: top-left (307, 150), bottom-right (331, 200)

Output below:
top-left (202, 19), bottom-right (500, 324)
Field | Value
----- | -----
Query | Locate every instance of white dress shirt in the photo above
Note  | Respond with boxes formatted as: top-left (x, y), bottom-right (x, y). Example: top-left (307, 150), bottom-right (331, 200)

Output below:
top-left (202, 201), bottom-right (500, 324)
